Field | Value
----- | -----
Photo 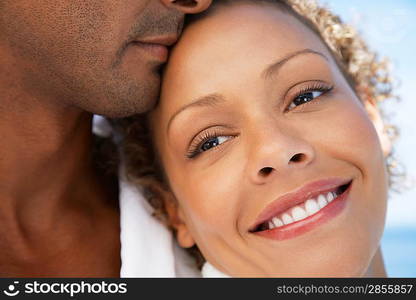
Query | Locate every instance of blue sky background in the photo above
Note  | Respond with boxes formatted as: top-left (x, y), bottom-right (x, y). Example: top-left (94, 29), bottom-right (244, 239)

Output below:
top-left (325, 0), bottom-right (416, 276)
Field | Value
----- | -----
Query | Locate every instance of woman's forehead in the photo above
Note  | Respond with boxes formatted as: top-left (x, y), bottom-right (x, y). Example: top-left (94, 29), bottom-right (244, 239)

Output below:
top-left (160, 3), bottom-right (332, 104)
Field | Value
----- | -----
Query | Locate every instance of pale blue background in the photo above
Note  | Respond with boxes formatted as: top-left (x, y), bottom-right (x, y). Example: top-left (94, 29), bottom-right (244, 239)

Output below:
top-left (325, 0), bottom-right (416, 277)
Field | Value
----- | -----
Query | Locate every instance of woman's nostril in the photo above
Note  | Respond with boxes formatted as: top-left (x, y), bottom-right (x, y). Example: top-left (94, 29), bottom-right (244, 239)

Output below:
top-left (259, 167), bottom-right (274, 176)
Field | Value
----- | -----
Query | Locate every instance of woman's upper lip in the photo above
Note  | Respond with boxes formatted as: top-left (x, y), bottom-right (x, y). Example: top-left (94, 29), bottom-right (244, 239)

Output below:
top-left (133, 35), bottom-right (179, 47)
top-left (249, 177), bottom-right (352, 232)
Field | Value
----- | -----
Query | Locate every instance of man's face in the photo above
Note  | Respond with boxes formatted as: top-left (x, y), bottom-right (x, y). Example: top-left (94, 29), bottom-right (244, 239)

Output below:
top-left (0, 0), bottom-right (211, 117)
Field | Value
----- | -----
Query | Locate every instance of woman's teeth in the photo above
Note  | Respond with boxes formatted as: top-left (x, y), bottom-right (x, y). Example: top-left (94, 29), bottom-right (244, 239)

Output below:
top-left (266, 191), bottom-right (337, 230)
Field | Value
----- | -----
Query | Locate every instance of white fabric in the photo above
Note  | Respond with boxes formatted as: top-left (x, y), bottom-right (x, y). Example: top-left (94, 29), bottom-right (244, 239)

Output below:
top-left (93, 115), bottom-right (200, 277)
top-left (119, 176), bottom-right (200, 277)
top-left (201, 262), bottom-right (230, 278)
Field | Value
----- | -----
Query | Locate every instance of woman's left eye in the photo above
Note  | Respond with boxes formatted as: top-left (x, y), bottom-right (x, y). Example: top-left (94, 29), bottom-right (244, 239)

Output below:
top-left (288, 90), bottom-right (324, 110)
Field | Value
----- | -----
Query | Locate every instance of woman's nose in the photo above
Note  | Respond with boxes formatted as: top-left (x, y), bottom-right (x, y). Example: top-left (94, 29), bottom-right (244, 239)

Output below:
top-left (248, 130), bottom-right (315, 185)
top-left (160, 0), bottom-right (212, 13)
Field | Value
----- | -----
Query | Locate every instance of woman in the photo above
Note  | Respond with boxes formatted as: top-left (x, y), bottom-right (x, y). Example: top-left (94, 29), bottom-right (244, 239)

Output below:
top-left (119, 0), bottom-right (398, 277)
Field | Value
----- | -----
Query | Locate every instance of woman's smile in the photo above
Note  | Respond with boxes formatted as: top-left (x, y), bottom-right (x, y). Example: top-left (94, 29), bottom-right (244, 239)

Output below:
top-left (250, 177), bottom-right (353, 240)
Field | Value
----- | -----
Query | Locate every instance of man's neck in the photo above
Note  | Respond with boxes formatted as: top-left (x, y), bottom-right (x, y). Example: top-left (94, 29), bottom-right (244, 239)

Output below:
top-left (1, 104), bottom-right (95, 218)
top-left (0, 50), bottom-right (115, 231)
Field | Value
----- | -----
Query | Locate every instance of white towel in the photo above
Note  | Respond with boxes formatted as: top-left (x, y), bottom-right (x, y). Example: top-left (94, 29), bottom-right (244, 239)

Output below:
top-left (119, 175), bottom-right (200, 277)
top-left (201, 262), bottom-right (230, 278)
top-left (93, 115), bottom-right (200, 277)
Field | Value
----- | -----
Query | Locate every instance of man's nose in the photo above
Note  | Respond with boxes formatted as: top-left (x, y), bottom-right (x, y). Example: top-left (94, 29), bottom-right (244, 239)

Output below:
top-left (247, 128), bottom-right (316, 185)
top-left (160, 0), bottom-right (212, 13)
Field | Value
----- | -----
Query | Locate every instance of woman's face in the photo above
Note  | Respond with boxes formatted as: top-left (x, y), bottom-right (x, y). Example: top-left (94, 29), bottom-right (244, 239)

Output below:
top-left (150, 3), bottom-right (389, 277)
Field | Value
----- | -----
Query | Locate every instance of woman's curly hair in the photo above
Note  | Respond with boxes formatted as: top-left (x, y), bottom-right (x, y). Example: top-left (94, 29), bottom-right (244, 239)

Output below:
top-left (115, 0), bottom-right (402, 269)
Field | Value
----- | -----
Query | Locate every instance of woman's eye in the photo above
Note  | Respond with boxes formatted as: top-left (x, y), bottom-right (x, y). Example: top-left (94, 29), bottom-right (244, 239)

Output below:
top-left (288, 90), bottom-right (324, 110)
top-left (200, 136), bottom-right (230, 152)
top-left (187, 131), bottom-right (235, 159)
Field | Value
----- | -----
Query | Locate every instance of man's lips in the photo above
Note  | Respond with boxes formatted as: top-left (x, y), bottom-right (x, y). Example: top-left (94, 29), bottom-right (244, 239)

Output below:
top-left (134, 35), bottom-right (179, 47)
top-left (129, 35), bottom-right (179, 62)
top-left (249, 177), bottom-right (353, 233)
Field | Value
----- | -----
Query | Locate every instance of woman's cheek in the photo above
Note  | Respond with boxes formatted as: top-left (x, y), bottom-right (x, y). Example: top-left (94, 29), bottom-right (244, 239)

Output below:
top-left (313, 99), bottom-right (384, 175)
top-left (310, 99), bottom-right (387, 232)
top-left (167, 153), bottom-right (245, 234)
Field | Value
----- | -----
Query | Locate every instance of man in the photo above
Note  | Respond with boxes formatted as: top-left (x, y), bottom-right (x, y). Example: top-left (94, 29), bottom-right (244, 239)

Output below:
top-left (0, 0), bottom-right (212, 277)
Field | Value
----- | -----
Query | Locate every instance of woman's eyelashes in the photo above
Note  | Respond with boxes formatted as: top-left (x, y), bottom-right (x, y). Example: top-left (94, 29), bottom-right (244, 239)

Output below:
top-left (285, 81), bottom-right (334, 112)
top-left (186, 130), bottom-right (234, 159)
top-left (185, 81), bottom-right (334, 159)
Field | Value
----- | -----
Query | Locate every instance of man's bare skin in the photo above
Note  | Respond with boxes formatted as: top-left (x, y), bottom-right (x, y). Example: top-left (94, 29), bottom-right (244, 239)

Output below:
top-left (0, 0), bottom-right (212, 277)
top-left (0, 107), bottom-right (120, 277)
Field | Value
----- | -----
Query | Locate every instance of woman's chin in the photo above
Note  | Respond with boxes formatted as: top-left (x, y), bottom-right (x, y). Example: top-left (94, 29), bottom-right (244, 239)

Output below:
top-left (227, 257), bottom-right (373, 277)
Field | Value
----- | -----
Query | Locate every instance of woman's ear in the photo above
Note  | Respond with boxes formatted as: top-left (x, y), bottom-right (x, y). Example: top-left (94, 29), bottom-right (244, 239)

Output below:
top-left (164, 194), bottom-right (195, 248)
top-left (364, 97), bottom-right (392, 158)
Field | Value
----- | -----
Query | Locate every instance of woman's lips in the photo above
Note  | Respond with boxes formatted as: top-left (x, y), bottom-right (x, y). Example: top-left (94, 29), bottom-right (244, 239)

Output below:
top-left (249, 178), bottom-right (353, 241)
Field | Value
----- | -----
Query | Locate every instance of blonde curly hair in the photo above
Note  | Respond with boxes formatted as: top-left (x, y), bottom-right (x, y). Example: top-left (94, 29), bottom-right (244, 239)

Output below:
top-left (116, 0), bottom-right (402, 269)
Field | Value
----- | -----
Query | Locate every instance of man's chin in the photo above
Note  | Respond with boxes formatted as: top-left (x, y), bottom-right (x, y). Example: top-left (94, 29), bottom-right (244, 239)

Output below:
top-left (102, 73), bottom-right (161, 117)
top-left (96, 97), bottom-right (159, 118)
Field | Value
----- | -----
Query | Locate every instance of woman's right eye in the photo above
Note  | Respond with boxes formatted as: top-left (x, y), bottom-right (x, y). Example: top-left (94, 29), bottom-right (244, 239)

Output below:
top-left (200, 136), bottom-right (230, 152)
top-left (187, 135), bottom-right (232, 159)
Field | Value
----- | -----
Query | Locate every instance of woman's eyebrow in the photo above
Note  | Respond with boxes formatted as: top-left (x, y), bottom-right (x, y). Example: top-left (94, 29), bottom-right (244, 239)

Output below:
top-left (262, 48), bottom-right (328, 79)
top-left (167, 93), bottom-right (226, 133)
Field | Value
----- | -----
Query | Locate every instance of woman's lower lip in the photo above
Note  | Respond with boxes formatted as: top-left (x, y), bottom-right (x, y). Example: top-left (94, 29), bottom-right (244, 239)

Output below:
top-left (131, 42), bottom-right (169, 62)
top-left (253, 182), bottom-right (352, 241)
